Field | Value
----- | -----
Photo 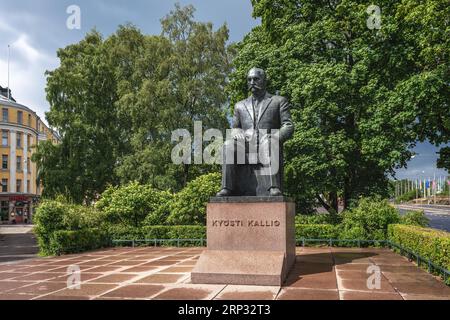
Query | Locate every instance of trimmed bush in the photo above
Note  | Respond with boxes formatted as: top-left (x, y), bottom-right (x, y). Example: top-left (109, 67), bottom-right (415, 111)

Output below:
top-left (400, 210), bottom-right (430, 227)
top-left (295, 214), bottom-right (342, 225)
top-left (95, 182), bottom-right (173, 227)
top-left (166, 173), bottom-right (221, 225)
top-left (49, 229), bottom-right (110, 255)
top-left (295, 224), bottom-right (339, 239)
top-left (339, 197), bottom-right (401, 240)
top-left (388, 224), bottom-right (450, 283)
top-left (33, 199), bottom-right (104, 255)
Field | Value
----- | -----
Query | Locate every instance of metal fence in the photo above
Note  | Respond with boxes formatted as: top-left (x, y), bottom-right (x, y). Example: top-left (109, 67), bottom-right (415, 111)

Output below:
top-left (112, 237), bottom-right (450, 284)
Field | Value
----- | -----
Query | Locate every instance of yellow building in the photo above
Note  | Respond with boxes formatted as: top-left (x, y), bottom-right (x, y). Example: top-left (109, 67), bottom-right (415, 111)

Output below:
top-left (0, 93), bottom-right (60, 224)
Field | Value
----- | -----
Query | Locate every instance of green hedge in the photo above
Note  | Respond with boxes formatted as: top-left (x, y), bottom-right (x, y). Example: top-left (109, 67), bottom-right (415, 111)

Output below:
top-left (47, 229), bottom-right (111, 256)
top-left (295, 224), bottom-right (339, 239)
top-left (388, 224), bottom-right (450, 282)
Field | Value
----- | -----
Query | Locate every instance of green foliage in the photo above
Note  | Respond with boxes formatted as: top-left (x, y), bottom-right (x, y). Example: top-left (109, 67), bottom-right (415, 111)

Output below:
top-left (401, 210), bottom-right (430, 227)
top-left (395, 189), bottom-right (418, 204)
top-left (229, 0), bottom-right (449, 213)
top-left (295, 214), bottom-right (342, 225)
top-left (296, 224), bottom-right (339, 240)
top-left (95, 182), bottom-right (173, 227)
top-left (388, 225), bottom-right (450, 284)
top-left (166, 173), bottom-right (221, 225)
top-left (33, 199), bottom-right (105, 255)
top-left (339, 197), bottom-right (401, 240)
top-left (49, 229), bottom-right (110, 255)
top-left (37, 4), bottom-right (234, 203)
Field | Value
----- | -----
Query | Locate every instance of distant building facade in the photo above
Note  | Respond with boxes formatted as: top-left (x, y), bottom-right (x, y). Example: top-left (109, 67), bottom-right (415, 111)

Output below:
top-left (0, 91), bottom-right (59, 224)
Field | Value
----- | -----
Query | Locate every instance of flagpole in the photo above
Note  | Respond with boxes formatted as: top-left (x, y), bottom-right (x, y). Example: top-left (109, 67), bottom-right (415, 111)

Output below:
top-left (434, 172), bottom-right (436, 204)
top-left (7, 44), bottom-right (10, 100)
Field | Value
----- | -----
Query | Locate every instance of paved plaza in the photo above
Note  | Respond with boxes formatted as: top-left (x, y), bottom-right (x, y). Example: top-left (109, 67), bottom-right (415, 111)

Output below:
top-left (0, 246), bottom-right (449, 300)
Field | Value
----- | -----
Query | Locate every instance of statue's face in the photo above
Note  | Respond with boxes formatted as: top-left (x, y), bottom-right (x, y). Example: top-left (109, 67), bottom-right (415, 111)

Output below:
top-left (247, 69), bottom-right (266, 95)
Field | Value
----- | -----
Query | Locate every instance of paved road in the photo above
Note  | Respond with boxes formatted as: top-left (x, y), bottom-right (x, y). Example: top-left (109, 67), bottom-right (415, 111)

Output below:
top-left (0, 225), bottom-right (38, 264)
top-left (396, 204), bottom-right (450, 232)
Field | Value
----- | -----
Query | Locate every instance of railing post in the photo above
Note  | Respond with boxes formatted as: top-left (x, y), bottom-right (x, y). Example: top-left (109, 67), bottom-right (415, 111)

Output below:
top-left (302, 239), bottom-right (305, 247)
top-left (177, 239), bottom-right (180, 247)
top-left (132, 240), bottom-right (135, 248)
top-left (428, 260), bottom-right (432, 273)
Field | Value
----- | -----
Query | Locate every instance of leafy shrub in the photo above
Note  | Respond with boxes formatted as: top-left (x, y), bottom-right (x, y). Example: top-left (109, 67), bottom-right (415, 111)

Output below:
top-left (295, 224), bottom-right (339, 239)
top-left (395, 189), bottom-right (420, 204)
top-left (34, 199), bottom-right (105, 255)
top-left (33, 200), bottom-right (67, 255)
top-left (49, 229), bottom-right (110, 255)
top-left (388, 224), bottom-right (450, 284)
top-left (339, 197), bottom-right (401, 240)
top-left (401, 210), bottom-right (430, 227)
top-left (95, 182), bottom-right (173, 227)
top-left (166, 173), bottom-right (221, 225)
top-left (295, 214), bottom-right (342, 225)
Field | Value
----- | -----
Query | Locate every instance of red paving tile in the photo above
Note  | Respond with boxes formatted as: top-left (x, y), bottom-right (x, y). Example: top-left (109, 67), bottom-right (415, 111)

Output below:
top-left (44, 284), bottom-right (117, 298)
top-left (277, 288), bottom-right (339, 300)
top-left (136, 274), bottom-right (185, 284)
top-left (121, 266), bottom-right (158, 273)
top-left (160, 266), bottom-right (194, 273)
top-left (1, 246), bottom-right (448, 300)
top-left (152, 287), bottom-right (214, 300)
top-left (340, 291), bottom-right (403, 300)
top-left (88, 274), bottom-right (138, 284)
top-left (100, 284), bottom-right (165, 299)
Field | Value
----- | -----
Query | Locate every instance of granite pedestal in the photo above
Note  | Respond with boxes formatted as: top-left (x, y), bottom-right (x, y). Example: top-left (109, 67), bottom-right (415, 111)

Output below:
top-left (191, 197), bottom-right (296, 286)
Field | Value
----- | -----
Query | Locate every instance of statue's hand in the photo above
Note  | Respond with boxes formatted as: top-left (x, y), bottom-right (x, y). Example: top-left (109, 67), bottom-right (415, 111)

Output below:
top-left (233, 133), bottom-right (246, 141)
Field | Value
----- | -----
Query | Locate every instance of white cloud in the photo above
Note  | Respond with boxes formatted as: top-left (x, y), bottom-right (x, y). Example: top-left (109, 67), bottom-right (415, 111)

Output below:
top-left (0, 21), bottom-right (58, 125)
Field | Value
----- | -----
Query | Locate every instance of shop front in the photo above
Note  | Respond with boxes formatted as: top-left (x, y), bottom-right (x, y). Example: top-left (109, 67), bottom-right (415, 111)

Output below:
top-left (0, 194), bottom-right (37, 224)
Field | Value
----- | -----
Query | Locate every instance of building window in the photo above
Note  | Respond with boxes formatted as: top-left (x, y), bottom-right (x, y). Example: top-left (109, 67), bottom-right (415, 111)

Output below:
top-left (16, 132), bottom-right (21, 148)
top-left (27, 159), bottom-right (30, 172)
top-left (27, 134), bottom-right (31, 148)
top-left (17, 111), bottom-right (23, 125)
top-left (2, 131), bottom-right (8, 147)
top-left (0, 201), bottom-right (9, 221)
top-left (2, 179), bottom-right (8, 192)
top-left (16, 156), bottom-right (22, 171)
top-left (2, 155), bottom-right (8, 170)
top-left (27, 180), bottom-right (30, 193)
top-left (2, 108), bottom-right (8, 122)
top-left (16, 179), bottom-right (21, 193)
top-left (28, 114), bottom-right (32, 127)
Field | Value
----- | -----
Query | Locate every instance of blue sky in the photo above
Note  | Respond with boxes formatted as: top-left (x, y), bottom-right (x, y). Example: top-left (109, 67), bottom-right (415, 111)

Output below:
top-left (0, 0), bottom-right (447, 180)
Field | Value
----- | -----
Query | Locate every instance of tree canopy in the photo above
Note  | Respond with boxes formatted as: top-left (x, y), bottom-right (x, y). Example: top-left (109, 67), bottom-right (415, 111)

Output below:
top-left (228, 0), bottom-right (449, 213)
top-left (34, 4), bottom-right (233, 203)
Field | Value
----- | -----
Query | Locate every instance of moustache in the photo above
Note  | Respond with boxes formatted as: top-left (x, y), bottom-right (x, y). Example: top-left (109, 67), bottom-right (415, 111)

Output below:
top-left (249, 84), bottom-right (263, 90)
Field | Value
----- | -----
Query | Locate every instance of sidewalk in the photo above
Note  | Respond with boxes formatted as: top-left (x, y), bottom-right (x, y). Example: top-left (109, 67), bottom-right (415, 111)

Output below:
top-left (0, 246), bottom-right (449, 300)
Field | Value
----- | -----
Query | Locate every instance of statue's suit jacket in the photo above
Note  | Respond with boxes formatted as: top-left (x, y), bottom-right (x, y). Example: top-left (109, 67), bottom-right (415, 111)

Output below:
top-left (221, 92), bottom-right (294, 195)
top-left (232, 92), bottom-right (294, 143)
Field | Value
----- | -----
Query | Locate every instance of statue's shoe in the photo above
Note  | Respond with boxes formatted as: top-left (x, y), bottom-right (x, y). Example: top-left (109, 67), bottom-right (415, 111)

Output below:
top-left (216, 188), bottom-right (232, 197)
top-left (269, 188), bottom-right (282, 196)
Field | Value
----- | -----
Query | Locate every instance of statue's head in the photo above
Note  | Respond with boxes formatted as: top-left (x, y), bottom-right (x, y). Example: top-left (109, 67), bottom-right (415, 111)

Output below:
top-left (247, 67), bottom-right (267, 96)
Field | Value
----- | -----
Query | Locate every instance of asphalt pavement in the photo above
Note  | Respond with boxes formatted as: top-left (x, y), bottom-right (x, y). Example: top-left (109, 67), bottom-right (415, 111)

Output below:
top-left (395, 204), bottom-right (450, 232)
